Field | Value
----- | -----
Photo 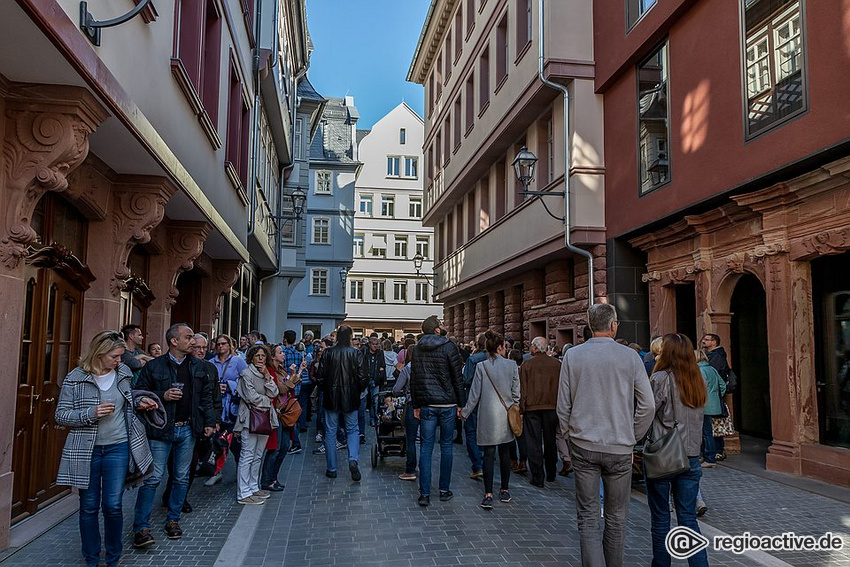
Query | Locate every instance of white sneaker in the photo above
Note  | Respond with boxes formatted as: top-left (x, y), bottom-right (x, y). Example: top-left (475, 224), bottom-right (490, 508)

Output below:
top-left (315, 433), bottom-right (324, 443)
top-left (204, 473), bottom-right (222, 487)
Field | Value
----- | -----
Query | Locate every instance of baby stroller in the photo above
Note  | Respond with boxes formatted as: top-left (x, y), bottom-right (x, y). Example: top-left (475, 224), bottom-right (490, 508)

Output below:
top-left (371, 389), bottom-right (407, 468)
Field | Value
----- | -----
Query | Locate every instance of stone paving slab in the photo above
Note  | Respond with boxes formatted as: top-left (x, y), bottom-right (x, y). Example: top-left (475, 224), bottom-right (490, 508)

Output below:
top-left (3, 426), bottom-right (849, 567)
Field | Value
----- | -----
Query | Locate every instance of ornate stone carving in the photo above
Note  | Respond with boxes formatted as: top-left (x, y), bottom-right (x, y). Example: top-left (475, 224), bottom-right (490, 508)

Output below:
top-left (211, 260), bottom-right (242, 320)
top-left (642, 271), bottom-right (662, 283)
top-left (1, 84), bottom-right (108, 269)
top-left (108, 177), bottom-right (176, 295)
top-left (726, 253), bottom-right (746, 274)
top-left (752, 241), bottom-right (789, 259)
top-left (800, 229), bottom-right (849, 257)
top-left (151, 222), bottom-right (211, 308)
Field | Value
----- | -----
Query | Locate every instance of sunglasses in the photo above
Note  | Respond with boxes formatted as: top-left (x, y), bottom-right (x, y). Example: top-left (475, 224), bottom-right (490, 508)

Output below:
top-left (106, 331), bottom-right (122, 341)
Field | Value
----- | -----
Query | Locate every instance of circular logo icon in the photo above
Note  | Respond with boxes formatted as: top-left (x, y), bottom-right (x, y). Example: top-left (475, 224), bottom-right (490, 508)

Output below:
top-left (665, 526), bottom-right (710, 559)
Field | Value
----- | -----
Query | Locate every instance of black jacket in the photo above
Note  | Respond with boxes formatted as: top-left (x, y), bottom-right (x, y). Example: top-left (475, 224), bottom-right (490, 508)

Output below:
top-left (204, 360), bottom-right (223, 425)
top-left (316, 344), bottom-right (368, 413)
top-left (135, 354), bottom-right (216, 440)
top-left (362, 348), bottom-right (387, 386)
top-left (410, 334), bottom-right (464, 409)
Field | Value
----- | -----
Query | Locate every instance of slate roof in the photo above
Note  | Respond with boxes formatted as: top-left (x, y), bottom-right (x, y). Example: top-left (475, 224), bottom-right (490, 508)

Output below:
top-left (309, 97), bottom-right (360, 163)
top-left (297, 77), bottom-right (325, 102)
top-left (356, 129), bottom-right (371, 146)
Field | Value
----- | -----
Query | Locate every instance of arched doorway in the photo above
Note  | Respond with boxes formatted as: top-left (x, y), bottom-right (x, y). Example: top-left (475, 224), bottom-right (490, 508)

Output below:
top-left (12, 195), bottom-right (93, 523)
top-left (730, 273), bottom-right (772, 440)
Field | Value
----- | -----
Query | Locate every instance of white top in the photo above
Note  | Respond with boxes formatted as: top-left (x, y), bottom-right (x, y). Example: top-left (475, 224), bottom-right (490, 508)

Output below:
top-left (94, 369), bottom-right (116, 391)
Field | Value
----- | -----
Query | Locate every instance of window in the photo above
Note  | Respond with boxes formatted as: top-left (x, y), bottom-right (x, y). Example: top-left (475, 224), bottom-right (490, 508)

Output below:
top-left (394, 236), bottom-right (408, 258)
top-left (371, 235), bottom-right (387, 257)
top-left (415, 282), bottom-right (430, 302)
top-left (627, 0), bottom-right (657, 30)
top-left (372, 280), bottom-right (386, 301)
top-left (281, 219), bottom-right (296, 245)
top-left (312, 217), bottom-right (330, 244)
top-left (310, 269), bottom-right (328, 296)
top-left (443, 119), bottom-right (451, 165)
top-left (743, 0), bottom-right (806, 137)
top-left (467, 0), bottom-right (476, 35)
top-left (294, 118), bottom-right (303, 159)
top-left (465, 74), bottom-right (475, 133)
top-left (381, 195), bottom-right (395, 217)
top-left (496, 15), bottom-right (508, 85)
top-left (393, 281), bottom-right (408, 302)
top-left (350, 280), bottom-right (363, 301)
top-left (225, 63), bottom-right (250, 189)
top-left (315, 170), bottom-right (332, 194)
top-left (404, 157), bottom-right (418, 178)
top-left (416, 236), bottom-right (430, 259)
top-left (353, 234), bottom-right (364, 256)
top-left (359, 194), bottom-right (373, 215)
top-left (173, 0), bottom-right (221, 134)
top-left (516, 0), bottom-right (531, 51)
top-left (445, 33), bottom-right (452, 81)
top-left (409, 197), bottom-right (423, 218)
top-left (454, 8), bottom-right (463, 61)
top-left (453, 97), bottom-right (462, 150)
top-left (428, 72), bottom-right (435, 114)
top-left (479, 47), bottom-right (490, 112)
top-left (387, 156), bottom-right (401, 177)
top-left (637, 42), bottom-right (670, 194)
top-left (399, 128), bottom-right (407, 145)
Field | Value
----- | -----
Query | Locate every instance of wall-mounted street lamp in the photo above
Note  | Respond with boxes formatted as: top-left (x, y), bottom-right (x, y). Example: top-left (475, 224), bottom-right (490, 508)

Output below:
top-left (270, 187), bottom-right (308, 225)
top-left (512, 146), bottom-right (538, 192)
top-left (339, 266), bottom-right (349, 284)
top-left (79, 0), bottom-right (153, 47)
top-left (413, 253), bottom-right (425, 274)
top-left (647, 153), bottom-right (669, 185)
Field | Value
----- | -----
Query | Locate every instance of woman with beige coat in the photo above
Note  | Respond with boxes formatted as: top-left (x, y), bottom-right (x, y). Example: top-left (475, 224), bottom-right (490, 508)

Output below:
top-left (461, 330), bottom-right (520, 509)
top-left (235, 344), bottom-right (279, 505)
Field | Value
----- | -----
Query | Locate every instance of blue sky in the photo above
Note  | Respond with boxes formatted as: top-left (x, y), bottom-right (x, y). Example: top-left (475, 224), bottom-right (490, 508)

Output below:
top-left (306, 0), bottom-right (430, 130)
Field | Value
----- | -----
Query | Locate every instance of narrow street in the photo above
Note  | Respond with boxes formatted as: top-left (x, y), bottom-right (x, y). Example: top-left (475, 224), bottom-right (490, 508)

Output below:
top-left (3, 430), bottom-right (848, 567)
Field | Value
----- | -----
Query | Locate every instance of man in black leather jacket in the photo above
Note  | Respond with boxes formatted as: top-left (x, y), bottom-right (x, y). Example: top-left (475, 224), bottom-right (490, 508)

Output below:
top-left (316, 325), bottom-right (368, 481)
top-left (410, 315), bottom-right (464, 506)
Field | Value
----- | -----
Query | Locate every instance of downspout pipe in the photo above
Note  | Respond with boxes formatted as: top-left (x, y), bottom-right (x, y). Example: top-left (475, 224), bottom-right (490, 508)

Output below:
top-left (538, 0), bottom-right (595, 308)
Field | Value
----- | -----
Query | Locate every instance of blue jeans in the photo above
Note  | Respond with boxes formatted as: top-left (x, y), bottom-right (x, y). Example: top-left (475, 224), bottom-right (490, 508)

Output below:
top-left (133, 424), bottom-right (194, 531)
top-left (261, 423), bottom-right (292, 487)
top-left (418, 406), bottom-right (456, 496)
top-left (79, 442), bottom-right (128, 567)
top-left (646, 457), bottom-right (709, 567)
top-left (464, 405), bottom-right (483, 473)
top-left (702, 416), bottom-right (716, 463)
top-left (358, 396), bottom-right (367, 436)
top-left (404, 402), bottom-right (419, 474)
top-left (323, 409), bottom-right (360, 472)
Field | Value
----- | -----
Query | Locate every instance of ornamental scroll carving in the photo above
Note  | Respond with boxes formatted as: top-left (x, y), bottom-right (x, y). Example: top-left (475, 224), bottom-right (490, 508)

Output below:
top-left (799, 229), bottom-right (849, 258)
top-left (153, 222), bottom-right (210, 308)
top-left (108, 179), bottom-right (176, 295)
top-left (211, 260), bottom-right (242, 320)
top-left (1, 85), bottom-right (108, 269)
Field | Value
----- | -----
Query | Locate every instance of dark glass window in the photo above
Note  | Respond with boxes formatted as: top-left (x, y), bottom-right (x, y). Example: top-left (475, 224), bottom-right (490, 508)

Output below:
top-left (637, 42), bottom-right (670, 194)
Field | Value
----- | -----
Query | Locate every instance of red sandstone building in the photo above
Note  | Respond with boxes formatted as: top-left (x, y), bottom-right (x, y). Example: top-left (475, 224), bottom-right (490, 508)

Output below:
top-left (599, 0), bottom-right (850, 485)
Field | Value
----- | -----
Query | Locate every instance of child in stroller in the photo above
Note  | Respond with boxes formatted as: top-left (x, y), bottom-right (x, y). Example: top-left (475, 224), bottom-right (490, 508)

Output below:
top-left (378, 394), bottom-right (404, 435)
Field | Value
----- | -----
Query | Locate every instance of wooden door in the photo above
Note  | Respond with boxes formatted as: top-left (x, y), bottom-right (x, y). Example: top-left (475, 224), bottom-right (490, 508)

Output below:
top-left (12, 266), bottom-right (82, 522)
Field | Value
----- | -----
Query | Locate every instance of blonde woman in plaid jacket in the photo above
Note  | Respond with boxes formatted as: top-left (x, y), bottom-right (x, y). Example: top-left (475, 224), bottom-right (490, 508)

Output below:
top-left (55, 331), bottom-right (158, 567)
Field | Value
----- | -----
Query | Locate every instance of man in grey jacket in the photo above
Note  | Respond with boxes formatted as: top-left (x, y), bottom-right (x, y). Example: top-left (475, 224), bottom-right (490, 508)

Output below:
top-left (557, 303), bottom-right (654, 567)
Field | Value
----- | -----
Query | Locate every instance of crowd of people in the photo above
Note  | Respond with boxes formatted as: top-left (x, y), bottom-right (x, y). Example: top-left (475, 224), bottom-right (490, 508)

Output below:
top-left (55, 305), bottom-right (737, 567)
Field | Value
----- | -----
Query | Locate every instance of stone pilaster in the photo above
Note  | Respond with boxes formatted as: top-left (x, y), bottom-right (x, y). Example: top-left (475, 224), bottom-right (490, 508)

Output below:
top-left (464, 300), bottom-right (476, 344)
top-left (488, 291), bottom-right (504, 334)
top-left (0, 82), bottom-right (107, 550)
top-left (454, 303), bottom-right (464, 342)
top-left (475, 295), bottom-right (489, 336)
top-left (197, 258), bottom-right (242, 337)
top-left (82, 174), bottom-right (175, 340)
top-left (504, 285), bottom-right (523, 342)
top-left (146, 221), bottom-right (211, 344)
top-left (545, 260), bottom-right (572, 303)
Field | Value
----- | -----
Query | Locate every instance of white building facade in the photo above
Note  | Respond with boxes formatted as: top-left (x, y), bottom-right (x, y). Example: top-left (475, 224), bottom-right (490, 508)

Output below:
top-left (346, 103), bottom-right (442, 339)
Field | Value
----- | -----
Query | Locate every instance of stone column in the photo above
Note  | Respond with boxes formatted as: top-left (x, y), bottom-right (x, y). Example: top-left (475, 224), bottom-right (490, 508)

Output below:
top-left (545, 260), bottom-right (572, 303)
top-left (475, 295), bottom-right (489, 336)
top-left (146, 221), bottom-right (211, 344)
top-left (464, 300), bottom-right (476, 344)
top-left (0, 83), bottom-right (108, 549)
top-left (763, 253), bottom-right (817, 475)
top-left (454, 303), bottom-right (464, 341)
top-left (504, 286), bottom-right (523, 342)
top-left (197, 258), bottom-right (242, 337)
top-left (82, 175), bottom-right (175, 341)
top-left (489, 291), bottom-right (504, 334)
top-left (443, 306), bottom-right (455, 336)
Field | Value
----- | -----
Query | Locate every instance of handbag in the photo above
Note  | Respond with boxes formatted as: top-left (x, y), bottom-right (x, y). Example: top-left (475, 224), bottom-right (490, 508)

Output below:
top-left (482, 363), bottom-right (523, 437)
top-left (711, 403), bottom-right (735, 437)
top-left (642, 373), bottom-right (689, 480)
top-left (249, 406), bottom-right (273, 435)
top-left (278, 394), bottom-right (302, 428)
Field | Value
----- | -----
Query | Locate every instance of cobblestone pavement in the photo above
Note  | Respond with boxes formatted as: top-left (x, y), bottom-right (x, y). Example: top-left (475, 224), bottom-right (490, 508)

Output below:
top-left (2, 428), bottom-right (849, 567)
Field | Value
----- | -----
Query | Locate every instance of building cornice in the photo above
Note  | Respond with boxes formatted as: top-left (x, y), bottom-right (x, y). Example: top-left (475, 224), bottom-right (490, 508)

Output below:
top-left (407, 0), bottom-right (458, 84)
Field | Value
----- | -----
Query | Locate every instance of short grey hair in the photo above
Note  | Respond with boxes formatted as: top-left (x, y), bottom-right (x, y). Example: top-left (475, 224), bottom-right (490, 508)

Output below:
top-left (531, 336), bottom-right (547, 352)
top-left (192, 333), bottom-right (208, 347)
top-left (587, 303), bottom-right (617, 334)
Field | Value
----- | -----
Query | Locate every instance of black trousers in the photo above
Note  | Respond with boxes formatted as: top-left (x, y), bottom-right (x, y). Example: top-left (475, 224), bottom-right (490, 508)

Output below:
top-left (482, 442), bottom-right (512, 495)
top-left (523, 409), bottom-right (559, 484)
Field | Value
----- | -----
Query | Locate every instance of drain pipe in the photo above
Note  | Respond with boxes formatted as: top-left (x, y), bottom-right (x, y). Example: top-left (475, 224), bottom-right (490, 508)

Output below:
top-left (247, 0), bottom-right (264, 237)
top-left (538, 0), bottom-right (595, 308)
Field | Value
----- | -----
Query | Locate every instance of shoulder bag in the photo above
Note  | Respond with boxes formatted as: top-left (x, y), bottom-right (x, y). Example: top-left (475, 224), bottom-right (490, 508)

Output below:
top-left (249, 405), bottom-right (273, 435)
top-left (278, 393), bottom-right (302, 428)
top-left (642, 373), bottom-right (690, 480)
top-left (482, 363), bottom-right (523, 437)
